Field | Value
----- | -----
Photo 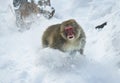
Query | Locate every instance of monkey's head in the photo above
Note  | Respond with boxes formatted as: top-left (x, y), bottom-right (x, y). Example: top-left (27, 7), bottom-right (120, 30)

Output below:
top-left (60, 19), bottom-right (81, 41)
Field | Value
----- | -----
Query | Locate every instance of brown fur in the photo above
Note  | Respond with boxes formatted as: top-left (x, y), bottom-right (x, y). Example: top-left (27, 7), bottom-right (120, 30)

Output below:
top-left (42, 19), bottom-right (86, 55)
top-left (19, 2), bottom-right (40, 19)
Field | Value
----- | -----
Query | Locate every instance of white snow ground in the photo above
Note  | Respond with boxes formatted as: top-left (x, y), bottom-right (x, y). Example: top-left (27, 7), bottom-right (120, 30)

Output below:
top-left (0, 0), bottom-right (120, 83)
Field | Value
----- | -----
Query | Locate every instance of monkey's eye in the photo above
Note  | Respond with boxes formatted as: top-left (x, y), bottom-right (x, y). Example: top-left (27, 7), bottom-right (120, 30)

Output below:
top-left (64, 26), bottom-right (74, 35)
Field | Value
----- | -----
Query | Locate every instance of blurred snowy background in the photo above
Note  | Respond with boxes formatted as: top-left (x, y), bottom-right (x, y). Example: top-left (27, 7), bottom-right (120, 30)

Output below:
top-left (0, 0), bottom-right (120, 83)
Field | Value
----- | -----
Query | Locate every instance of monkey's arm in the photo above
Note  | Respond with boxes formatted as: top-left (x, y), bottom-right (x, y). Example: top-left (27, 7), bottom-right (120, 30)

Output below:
top-left (79, 38), bottom-right (86, 54)
top-left (79, 30), bottom-right (86, 55)
top-left (50, 34), bottom-right (65, 51)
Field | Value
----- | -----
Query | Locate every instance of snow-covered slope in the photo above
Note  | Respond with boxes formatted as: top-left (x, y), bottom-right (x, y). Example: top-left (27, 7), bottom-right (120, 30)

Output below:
top-left (0, 0), bottom-right (120, 83)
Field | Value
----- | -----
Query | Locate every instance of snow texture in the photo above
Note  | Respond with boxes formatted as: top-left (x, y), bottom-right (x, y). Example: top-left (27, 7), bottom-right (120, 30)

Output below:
top-left (0, 0), bottom-right (120, 83)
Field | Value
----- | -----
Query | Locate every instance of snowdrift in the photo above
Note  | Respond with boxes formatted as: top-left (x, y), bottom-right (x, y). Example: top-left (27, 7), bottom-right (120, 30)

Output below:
top-left (0, 0), bottom-right (120, 83)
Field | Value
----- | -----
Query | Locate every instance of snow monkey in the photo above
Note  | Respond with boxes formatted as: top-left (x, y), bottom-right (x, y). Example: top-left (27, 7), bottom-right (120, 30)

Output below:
top-left (14, 1), bottom-right (41, 30)
top-left (19, 1), bottom-right (40, 20)
top-left (42, 19), bottom-right (86, 55)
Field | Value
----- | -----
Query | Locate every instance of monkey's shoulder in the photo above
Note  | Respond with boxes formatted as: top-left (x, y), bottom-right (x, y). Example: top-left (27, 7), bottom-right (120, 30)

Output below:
top-left (43, 24), bottom-right (63, 41)
top-left (48, 24), bottom-right (61, 29)
top-left (44, 24), bottom-right (60, 35)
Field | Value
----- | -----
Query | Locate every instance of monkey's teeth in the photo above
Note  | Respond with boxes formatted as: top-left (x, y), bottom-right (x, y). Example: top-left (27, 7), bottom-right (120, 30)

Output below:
top-left (68, 35), bottom-right (74, 39)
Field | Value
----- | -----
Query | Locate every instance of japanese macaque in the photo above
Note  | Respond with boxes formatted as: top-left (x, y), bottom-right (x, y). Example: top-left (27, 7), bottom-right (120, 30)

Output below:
top-left (19, 2), bottom-right (40, 19)
top-left (15, 1), bottom-right (41, 30)
top-left (42, 19), bottom-right (86, 55)
top-left (95, 22), bottom-right (107, 29)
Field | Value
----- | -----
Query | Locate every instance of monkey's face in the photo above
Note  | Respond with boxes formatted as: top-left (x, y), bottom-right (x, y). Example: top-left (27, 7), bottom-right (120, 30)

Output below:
top-left (60, 19), bottom-right (80, 41)
top-left (64, 26), bottom-right (75, 40)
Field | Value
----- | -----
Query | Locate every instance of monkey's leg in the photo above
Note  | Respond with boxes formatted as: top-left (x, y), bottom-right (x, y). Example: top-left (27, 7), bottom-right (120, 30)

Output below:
top-left (15, 9), bottom-right (28, 31)
top-left (79, 38), bottom-right (86, 55)
top-left (69, 51), bottom-right (77, 55)
top-left (80, 49), bottom-right (83, 55)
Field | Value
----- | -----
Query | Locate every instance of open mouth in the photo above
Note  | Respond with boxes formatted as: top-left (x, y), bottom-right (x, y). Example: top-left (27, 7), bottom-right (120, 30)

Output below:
top-left (69, 36), bottom-right (73, 39)
top-left (68, 35), bottom-right (74, 39)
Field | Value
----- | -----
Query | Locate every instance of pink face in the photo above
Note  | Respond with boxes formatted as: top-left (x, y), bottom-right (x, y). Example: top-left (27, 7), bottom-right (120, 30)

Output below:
top-left (64, 26), bottom-right (75, 40)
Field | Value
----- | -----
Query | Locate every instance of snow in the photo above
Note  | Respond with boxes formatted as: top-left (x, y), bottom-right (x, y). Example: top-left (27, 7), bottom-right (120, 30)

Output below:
top-left (0, 0), bottom-right (120, 83)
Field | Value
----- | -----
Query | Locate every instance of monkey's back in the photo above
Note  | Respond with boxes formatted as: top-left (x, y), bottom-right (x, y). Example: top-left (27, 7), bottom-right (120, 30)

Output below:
top-left (43, 24), bottom-right (61, 39)
top-left (20, 2), bottom-right (40, 18)
top-left (42, 24), bottom-right (64, 49)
